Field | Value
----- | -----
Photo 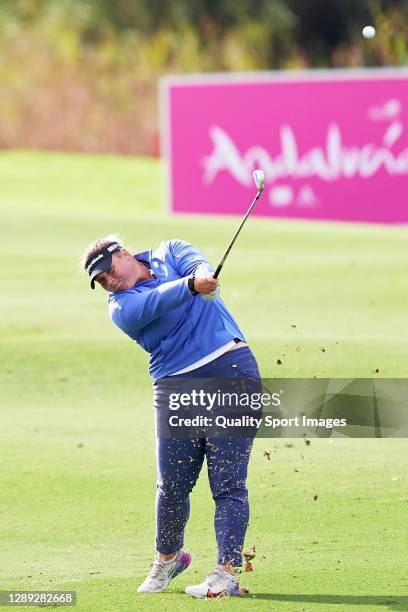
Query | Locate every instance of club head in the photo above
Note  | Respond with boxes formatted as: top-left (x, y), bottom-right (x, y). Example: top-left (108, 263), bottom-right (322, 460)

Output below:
top-left (253, 169), bottom-right (265, 192)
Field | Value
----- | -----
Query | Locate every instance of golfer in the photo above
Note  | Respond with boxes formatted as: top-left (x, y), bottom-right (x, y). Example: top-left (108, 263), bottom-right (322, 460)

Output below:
top-left (81, 235), bottom-right (261, 598)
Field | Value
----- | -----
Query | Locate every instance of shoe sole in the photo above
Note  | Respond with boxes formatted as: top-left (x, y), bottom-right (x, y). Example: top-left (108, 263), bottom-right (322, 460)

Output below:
top-left (186, 584), bottom-right (246, 599)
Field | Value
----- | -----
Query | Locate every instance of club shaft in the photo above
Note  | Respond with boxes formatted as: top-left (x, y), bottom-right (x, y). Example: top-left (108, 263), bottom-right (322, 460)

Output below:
top-left (213, 190), bottom-right (262, 279)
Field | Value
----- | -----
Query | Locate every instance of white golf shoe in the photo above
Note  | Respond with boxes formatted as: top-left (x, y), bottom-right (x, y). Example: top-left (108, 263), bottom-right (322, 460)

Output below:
top-left (185, 567), bottom-right (245, 598)
top-left (137, 550), bottom-right (192, 593)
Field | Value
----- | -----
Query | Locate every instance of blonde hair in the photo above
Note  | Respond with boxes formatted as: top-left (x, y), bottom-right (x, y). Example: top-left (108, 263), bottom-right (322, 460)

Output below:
top-left (79, 234), bottom-right (124, 272)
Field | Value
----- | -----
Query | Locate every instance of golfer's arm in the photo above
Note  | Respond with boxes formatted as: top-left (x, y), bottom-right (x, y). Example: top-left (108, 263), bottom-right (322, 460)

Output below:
top-left (168, 239), bottom-right (213, 276)
top-left (111, 277), bottom-right (193, 333)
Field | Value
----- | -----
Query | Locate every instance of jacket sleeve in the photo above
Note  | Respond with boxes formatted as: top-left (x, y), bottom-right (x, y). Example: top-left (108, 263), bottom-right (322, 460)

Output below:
top-left (168, 240), bottom-right (214, 277)
top-left (110, 276), bottom-right (193, 333)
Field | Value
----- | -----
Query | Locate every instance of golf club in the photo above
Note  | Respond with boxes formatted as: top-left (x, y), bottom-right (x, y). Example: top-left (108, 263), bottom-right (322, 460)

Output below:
top-left (213, 169), bottom-right (266, 279)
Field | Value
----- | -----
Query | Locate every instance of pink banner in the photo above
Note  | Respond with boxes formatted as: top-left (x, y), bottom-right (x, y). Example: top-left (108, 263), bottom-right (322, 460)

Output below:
top-left (161, 69), bottom-right (408, 223)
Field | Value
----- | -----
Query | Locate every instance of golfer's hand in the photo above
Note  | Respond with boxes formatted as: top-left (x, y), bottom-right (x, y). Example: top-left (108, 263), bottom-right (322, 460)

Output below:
top-left (201, 287), bottom-right (220, 301)
top-left (194, 273), bottom-right (219, 295)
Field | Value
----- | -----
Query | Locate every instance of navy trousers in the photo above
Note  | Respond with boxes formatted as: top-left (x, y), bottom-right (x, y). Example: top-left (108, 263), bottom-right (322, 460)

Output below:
top-left (153, 346), bottom-right (260, 566)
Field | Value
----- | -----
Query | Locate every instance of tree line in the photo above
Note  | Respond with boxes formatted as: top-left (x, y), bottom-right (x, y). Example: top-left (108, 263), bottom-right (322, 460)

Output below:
top-left (0, 0), bottom-right (406, 154)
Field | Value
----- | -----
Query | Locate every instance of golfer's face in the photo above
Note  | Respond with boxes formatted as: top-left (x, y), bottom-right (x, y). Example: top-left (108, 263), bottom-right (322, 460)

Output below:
top-left (95, 252), bottom-right (135, 292)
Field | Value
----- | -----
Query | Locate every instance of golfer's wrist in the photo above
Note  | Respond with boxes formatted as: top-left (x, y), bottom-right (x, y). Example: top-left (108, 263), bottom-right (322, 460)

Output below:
top-left (188, 275), bottom-right (199, 296)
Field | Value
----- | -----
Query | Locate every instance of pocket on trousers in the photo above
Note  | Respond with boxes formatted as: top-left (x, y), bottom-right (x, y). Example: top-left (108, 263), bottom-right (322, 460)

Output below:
top-left (236, 356), bottom-right (261, 378)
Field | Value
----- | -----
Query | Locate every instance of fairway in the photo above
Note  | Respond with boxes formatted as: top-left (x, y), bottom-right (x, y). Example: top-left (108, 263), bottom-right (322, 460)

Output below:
top-left (1, 152), bottom-right (407, 611)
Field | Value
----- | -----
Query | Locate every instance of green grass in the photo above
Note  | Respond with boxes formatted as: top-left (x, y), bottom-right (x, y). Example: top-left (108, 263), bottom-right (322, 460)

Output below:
top-left (0, 151), bottom-right (407, 611)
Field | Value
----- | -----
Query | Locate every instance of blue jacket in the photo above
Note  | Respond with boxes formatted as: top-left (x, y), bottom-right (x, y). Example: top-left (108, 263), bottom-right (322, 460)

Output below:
top-left (108, 240), bottom-right (245, 381)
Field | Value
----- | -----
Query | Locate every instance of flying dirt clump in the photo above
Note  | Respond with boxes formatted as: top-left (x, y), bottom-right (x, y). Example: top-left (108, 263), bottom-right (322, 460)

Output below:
top-left (243, 546), bottom-right (256, 572)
